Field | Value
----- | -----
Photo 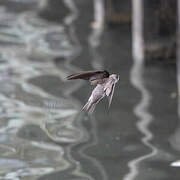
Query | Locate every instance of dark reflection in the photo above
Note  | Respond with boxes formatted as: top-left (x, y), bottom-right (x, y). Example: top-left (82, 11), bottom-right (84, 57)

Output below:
top-left (38, 0), bottom-right (69, 23)
top-left (71, 115), bottom-right (108, 180)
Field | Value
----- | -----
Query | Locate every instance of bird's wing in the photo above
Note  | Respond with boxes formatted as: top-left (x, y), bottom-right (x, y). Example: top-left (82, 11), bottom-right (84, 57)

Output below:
top-left (108, 84), bottom-right (115, 108)
top-left (104, 79), bottom-right (116, 108)
top-left (67, 70), bottom-right (109, 85)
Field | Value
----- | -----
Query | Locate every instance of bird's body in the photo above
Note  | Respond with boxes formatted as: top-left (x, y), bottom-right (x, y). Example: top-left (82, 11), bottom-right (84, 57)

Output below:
top-left (82, 84), bottom-right (106, 113)
top-left (67, 70), bottom-right (119, 113)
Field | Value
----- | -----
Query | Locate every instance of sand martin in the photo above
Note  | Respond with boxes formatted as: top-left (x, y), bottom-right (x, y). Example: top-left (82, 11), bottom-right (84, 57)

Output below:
top-left (67, 70), bottom-right (119, 113)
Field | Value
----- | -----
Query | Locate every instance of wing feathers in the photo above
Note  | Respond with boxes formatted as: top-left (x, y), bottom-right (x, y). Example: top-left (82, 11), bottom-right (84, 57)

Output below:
top-left (67, 70), bottom-right (109, 81)
top-left (108, 84), bottom-right (115, 108)
top-left (104, 79), bottom-right (116, 108)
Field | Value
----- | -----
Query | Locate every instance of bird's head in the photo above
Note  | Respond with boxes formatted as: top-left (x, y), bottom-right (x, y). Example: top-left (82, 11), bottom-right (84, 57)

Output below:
top-left (110, 74), bottom-right (119, 83)
top-left (102, 70), bottom-right (110, 78)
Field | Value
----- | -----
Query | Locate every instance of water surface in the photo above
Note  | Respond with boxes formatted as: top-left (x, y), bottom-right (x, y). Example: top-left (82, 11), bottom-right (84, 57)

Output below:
top-left (0, 0), bottom-right (179, 180)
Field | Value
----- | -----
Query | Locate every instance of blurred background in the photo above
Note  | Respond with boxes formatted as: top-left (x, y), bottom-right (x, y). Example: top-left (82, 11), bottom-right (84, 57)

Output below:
top-left (0, 0), bottom-right (179, 179)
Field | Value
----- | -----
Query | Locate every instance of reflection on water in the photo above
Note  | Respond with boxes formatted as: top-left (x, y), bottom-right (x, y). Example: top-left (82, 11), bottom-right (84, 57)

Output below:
top-left (125, 45), bottom-right (157, 180)
top-left (170, 0), bottom-right (180, 166)
top-left (124, 1), bottom-right (157, 179)
top-left (89, 0), bottom-right (104, 69)
top-left (0, 0), bottom-right (108, 179)
top-left (0, 0), bottom-right (179, 179)
top-left (0, 0), bottom-right (82, 179)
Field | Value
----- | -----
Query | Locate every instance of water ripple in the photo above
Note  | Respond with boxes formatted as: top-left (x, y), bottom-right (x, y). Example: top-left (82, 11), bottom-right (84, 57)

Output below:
top-left (124, 3), bottom-right (157, 178)
top-left (124, 58), bottom-right (157, 180)
top-left (0, 0), bottom-right (83, 179)
top-left (0, 0), bottom-right (109, 179)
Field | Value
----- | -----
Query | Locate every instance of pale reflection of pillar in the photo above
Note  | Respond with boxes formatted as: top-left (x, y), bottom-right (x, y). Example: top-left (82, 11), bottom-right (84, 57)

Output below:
top-left (177, 0), bottom-right (180, 101)
top-left (89, 0), bottom-right (105, 69)
top-left (132, 0), bottom-right (144, 62)
top-left (124, 0), bottom-right (157, 179)
top-left (170, 0), bottom-right (180, 152)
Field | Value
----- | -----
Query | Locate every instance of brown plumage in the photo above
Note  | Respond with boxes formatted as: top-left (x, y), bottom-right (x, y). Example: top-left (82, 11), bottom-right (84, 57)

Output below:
top-left (67, 70), bottom-right (109, 85)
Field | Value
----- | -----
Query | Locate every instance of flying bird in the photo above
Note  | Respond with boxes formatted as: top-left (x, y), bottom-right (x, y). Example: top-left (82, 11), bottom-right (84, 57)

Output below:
top-left (67, 70), bottom-right (119, 113)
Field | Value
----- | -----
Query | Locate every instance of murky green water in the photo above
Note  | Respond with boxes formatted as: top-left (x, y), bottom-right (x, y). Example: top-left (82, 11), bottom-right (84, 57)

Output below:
top-left (0, 0), bottom-right (179, 180)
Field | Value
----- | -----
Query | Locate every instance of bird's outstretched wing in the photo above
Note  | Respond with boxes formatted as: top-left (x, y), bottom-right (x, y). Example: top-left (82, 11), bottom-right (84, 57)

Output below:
top-left (108, 84), bottom-right (115, 108)
top-left (104, 79), bottom-right (116, 108)
top-left (67, 70), bottom-right (109, 85)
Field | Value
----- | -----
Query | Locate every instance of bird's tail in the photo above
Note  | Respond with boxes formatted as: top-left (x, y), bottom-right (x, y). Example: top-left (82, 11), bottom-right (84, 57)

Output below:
top-left (82, 101), bottom-right (96, 114)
